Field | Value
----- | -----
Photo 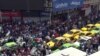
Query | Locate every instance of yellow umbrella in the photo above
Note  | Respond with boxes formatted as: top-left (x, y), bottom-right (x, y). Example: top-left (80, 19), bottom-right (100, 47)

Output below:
top-left (65, 38), bottom-right (71, 42)
top-left (81, 31), bottom-right (90, 34)
top-left (70, 29), bottom-right (81, 33)
top-left (81, 27), bottom-right (88, 31)
top-left (95, 23), bottom-right (100, 27)
top-left (90, 32), bottom-right (95, 36)
top-left (55, 37), bottom-right (65, 40)
top-left (81, 31), bottom-right (94, 37)
top-left (86, 24), bottom-right (94, 30)
top-left (47, 41), bottom-right (55, 48)
top-left (74, 35), bottom-right (80, 40)
top-left (81, 31), bottom-right (90, 36)
top-left (63, 33), bottom-right (73, 38)
top-left (86, 24), bottom-right (94, 27)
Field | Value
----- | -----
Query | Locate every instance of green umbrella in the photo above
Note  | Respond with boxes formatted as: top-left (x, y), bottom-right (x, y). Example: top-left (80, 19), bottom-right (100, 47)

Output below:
top-left (91, 30), bottom-right (99, 34)
top-left (62, 43), bottom-right (73, 48)
top-left (4, 42), bottom-right (17, 48)
top-left (72, 42), bottom-right (80, 48)
top-left (95, 26), bottom-right (100, 28)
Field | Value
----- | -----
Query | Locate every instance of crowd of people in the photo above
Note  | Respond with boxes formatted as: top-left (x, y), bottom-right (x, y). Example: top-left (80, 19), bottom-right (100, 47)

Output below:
top-left (0, 9), bottom-right (100, 56)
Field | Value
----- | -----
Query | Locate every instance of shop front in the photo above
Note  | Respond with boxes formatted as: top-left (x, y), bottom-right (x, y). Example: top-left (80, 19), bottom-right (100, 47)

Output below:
top-left (1, 11), bottom-right (21, 23)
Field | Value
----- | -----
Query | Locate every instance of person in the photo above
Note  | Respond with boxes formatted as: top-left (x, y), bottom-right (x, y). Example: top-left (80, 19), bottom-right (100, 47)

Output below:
top-left (12, 53), bottom-right (16, 56)
top-left (92, 35), bottom-right (99, 51)
top-left (1, 52), bottom-right (7, 56)
top-left (86, 40), bottom-right (92, 54)
top-left (0, 8), bottom-right (99, 56)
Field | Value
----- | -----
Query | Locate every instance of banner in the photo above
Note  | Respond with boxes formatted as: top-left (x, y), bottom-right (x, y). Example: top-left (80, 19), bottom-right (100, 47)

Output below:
top-left (2, 11), bottom-right (21, 17)
top-left (53, 0), bottom-right (84, 12)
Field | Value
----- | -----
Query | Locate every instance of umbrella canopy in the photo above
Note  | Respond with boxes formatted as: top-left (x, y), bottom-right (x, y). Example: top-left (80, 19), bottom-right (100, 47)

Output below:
top-left (47, 41), bottom-right (55, 48)
top-left (80, 36), bottom-right (92, 40)
top-left (81, 27), bottom-right (88, 31)
top-left (86, 24), bottom-right (94, 27)
top-left (4, 42), bottom-right (17, 48)
top-left (81, 31), bottom-right (94, 37)
top-left (63, 33), bottom-right (73, 38)
top-left (55, 37), bottom-right (65, 40)
top-left (96, 27), bottom-right (100, 29)
top-left (62, 43), bottom-right (73, 48)
top-left (91, 30), bottom-right (99, 34)
top-left (81, 31), bottom-right (90, 35)
top-left (74, 35), bottom-right (80, 40)
top-left (70, 29), bottom-right (81, 33)
top-left (72, 41), bottom-right (80, 48)
top-left (86, 24), bottom-right (95, 30)
top-left (65, 38), bottom-right (71, 42)
top-left (95, 23), bottom-right (100, 27)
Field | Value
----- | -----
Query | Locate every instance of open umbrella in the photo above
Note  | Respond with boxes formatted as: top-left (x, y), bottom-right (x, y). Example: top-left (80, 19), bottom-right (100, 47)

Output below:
top-left (72, 41), bottom-right (80, 48)
top-left (95, 23), bottom-right (100, 27)
top-left (80, 31), bottom-right (92, 36)
top-left (86, 24), bottom-right (94, 30)
top-left (74, 35), bottom-right (80, 40)
top-left (62, 43), bottom-right (73, 48)
top-left (81, 27), bottom-right (88, 31)
top-left (70, 29), bottom-right (81, 33)
top-left (55, 37), bottom-right (65, 40)
top-left (80, 36), bottom-right (92, 41)
top-left (91, 30), bottom-right (99, 34)
top-left (63, 33), bottom-right (73, 38)
top-left (86, 24), bottom-right (94, 27)
top-left (4, 42), bottom-right (17, 48)
top-left (47, 41), bottom-right (55, 48)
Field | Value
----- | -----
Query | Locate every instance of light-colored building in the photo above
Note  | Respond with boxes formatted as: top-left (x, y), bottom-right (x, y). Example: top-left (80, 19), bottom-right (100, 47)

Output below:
top-left (83, 0), bottom-right (100, 16)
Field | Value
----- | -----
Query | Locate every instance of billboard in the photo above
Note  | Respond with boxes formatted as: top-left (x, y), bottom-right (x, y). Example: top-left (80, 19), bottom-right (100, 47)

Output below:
top-left (0, 0), bottom-right (44, 10)
top-left (53, 0), bottom-right (84, 12)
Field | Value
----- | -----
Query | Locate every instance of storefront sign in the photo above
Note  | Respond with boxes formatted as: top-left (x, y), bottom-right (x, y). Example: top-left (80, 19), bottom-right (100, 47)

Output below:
top-left (53, 0), bottom-right (84, 12)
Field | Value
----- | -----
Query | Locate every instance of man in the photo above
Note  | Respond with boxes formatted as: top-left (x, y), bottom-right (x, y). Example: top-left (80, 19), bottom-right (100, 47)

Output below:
top-left (92, 35), bottom-right (99, 51)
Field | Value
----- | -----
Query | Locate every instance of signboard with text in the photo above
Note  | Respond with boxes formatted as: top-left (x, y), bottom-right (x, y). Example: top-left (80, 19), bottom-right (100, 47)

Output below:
top-left (53, 0), bottom-right (84, 12)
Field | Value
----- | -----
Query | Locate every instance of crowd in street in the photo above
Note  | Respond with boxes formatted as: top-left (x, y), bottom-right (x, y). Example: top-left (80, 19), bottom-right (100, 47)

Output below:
top-left (0, 9), bottom-right (100, 56)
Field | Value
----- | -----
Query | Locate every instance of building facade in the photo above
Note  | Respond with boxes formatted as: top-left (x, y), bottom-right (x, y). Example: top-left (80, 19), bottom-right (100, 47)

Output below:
top-left (0, 0), bottom-right (52, 23)
top-left (83, 0), bottom-right (100, 16)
